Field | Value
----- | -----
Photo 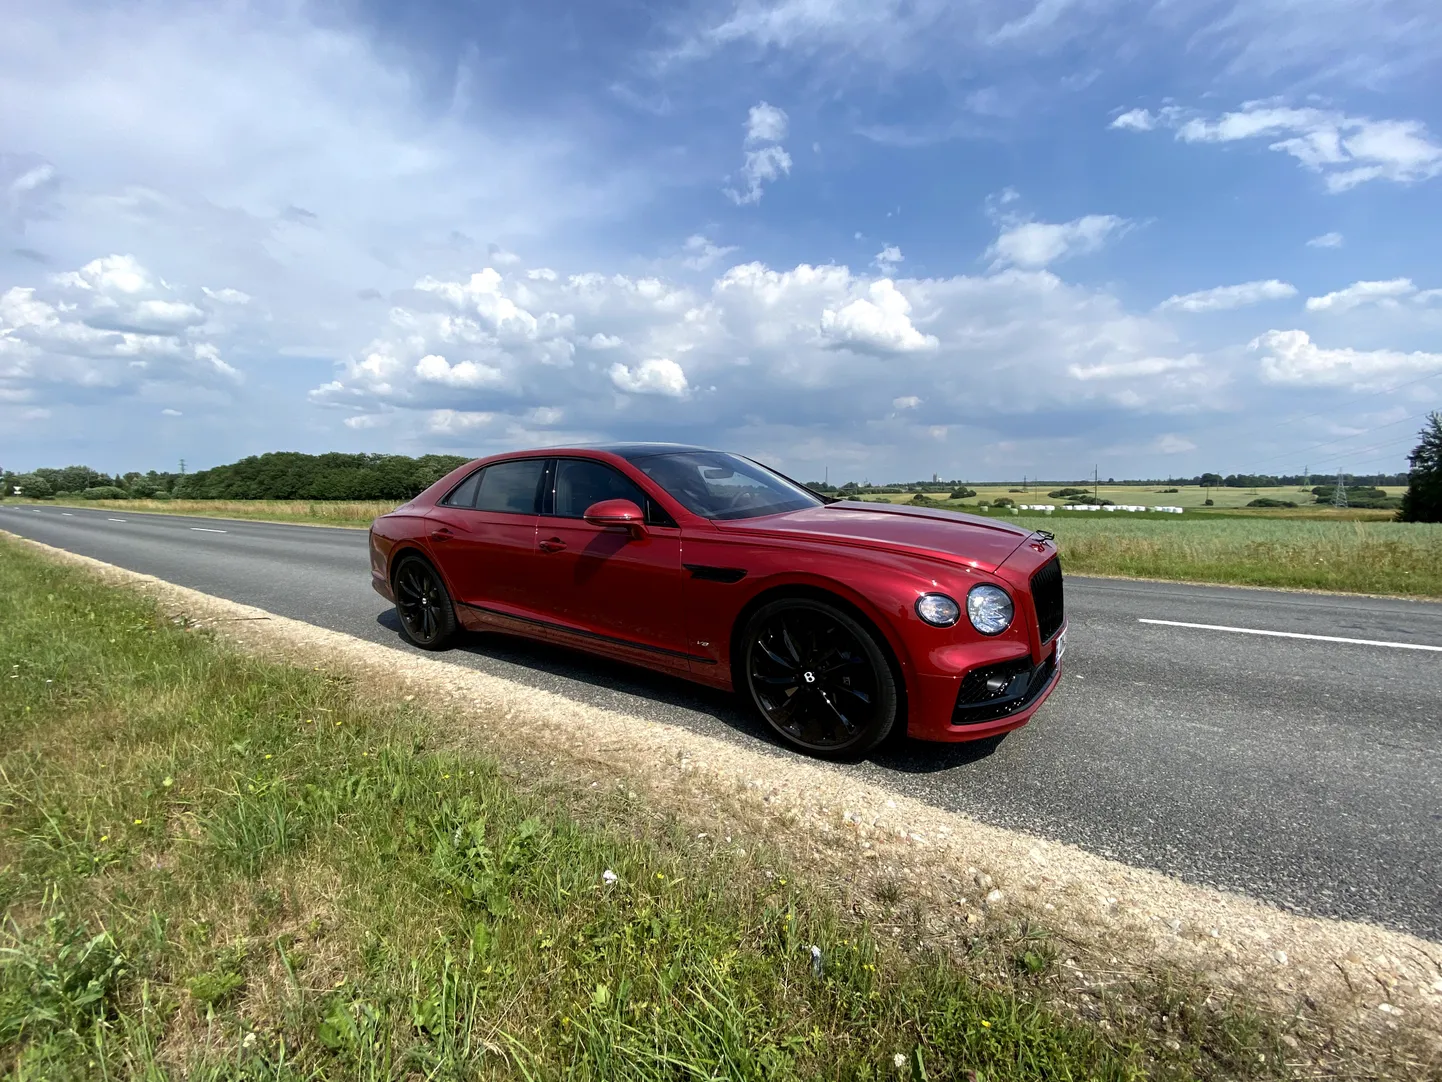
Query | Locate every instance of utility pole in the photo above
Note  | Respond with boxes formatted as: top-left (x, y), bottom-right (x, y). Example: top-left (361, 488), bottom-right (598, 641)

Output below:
top-left (179, 458), bottom-right (186, 475)
top-left (1302, 464), bottom-right (1309, 491)
top-left (1093, 464), bottom-right (1099, 504)
top-left (1332, 470), bottom-right (1348, 509)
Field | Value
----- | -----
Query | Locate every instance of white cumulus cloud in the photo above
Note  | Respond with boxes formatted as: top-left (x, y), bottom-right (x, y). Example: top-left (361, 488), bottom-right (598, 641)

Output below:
top-left (1252, 329), bottom-right (1442, 386)
top-left (609, 358), bottom-right (689, 396)
top-left (1157, 279), bottom-right (1297, 313)
top-left (873, 245), bottom-right (903, 273)
top-left (820, 279), bottom-right (937, 354)
top-left (727, 145), bottom-right (793, 205)
top-left (727, 102), bottom-right (792, 205)
top-left (414, 353), bottom-right (505, 388)
top-left (1114, 102), bottom-right (1442, 192)
top-left (0, 254), bottom-right (241, 402)
top-left (1304, 278), bottom-right (1416, 312)
top-left (987, 215), bottom-right (1129, 268)
top-left (745, 101), bottom-right (789, 144)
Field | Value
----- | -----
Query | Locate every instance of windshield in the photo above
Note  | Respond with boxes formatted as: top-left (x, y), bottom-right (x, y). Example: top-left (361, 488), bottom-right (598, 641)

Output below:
top-left (630, 451), bottom-right (823, 521)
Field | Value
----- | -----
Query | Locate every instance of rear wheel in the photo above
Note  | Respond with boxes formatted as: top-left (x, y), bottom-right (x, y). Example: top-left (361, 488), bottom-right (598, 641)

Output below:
top-left (741, 598), bottom-right (898, 759)
top-left (393, 555), bottom-right (458, 650)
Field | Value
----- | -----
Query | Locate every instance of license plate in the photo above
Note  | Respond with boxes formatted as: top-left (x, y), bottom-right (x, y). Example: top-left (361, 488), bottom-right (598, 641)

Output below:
top-left (1054, 627), bottom-right (1067, 662)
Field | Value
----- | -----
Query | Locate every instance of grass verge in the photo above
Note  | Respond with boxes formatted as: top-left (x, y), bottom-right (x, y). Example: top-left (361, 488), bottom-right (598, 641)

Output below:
top-left (0, 537), bottom-right (1325, 1079)
top-left (0, 497), bottom-right (393, 529)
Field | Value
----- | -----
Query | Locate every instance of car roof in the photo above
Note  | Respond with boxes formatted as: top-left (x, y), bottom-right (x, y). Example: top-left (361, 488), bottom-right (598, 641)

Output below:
top-left (578, 443), bottom-right (716, 461)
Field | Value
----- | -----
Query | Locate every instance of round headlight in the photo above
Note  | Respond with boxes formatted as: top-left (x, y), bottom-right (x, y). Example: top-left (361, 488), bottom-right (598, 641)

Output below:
top-left (966, 584), bottom-right (1013, 635)
top-left (915, 593), bottom-right (961, 627)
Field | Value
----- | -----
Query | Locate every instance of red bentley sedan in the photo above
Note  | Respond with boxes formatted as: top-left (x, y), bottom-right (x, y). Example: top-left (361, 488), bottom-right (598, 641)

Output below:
top-left (369, 444), bottom-right (1066, 758)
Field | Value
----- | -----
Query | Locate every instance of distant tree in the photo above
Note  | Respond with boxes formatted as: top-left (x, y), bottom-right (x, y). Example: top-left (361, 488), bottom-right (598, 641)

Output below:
top-left (1247, 498), bottom-right (1297, 508)
top-left (14, 473), bottom-right (54, 498)
top-left (35, 465), bottom-right (104, 493)
top-left (948, 487), bottom-right (976, 500)
top-left (1399, 412), bottom-right (1442, 523)
top-left (1198, 472), bottom-right (1223, 487)
top-left (839, 481), bottom-right (861, 494)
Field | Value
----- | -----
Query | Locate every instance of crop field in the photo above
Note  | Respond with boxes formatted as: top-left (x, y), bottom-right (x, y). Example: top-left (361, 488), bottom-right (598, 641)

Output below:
top-left (0, 538), bottom-right (1315, 1080)
top-left (860, 484), bottom-right (1406, 513)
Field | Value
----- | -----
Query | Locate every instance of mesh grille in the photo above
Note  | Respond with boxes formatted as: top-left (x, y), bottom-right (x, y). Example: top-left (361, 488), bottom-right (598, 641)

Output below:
top-left (1030, 557), bottom-right (1065, 643)
top-left (953, 654), bottom-right (1056, 724)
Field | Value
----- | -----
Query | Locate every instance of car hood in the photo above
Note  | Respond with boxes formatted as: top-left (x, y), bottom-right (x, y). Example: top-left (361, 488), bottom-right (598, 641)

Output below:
top-left (714, 500), bottom-right (1036, 573)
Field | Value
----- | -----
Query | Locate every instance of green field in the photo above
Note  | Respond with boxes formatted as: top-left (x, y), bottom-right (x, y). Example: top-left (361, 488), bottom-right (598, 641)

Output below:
top-left (0, 537), bottom-right (1325, 1080)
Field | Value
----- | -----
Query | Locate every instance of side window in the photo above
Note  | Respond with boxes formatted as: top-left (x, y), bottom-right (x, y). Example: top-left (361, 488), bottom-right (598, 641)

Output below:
top-left (440, 470), bottom-right (483, 508)
top-left (553, 459), bottom-right (648, 519)
top-left (473, 459), bottom-right (545, 514)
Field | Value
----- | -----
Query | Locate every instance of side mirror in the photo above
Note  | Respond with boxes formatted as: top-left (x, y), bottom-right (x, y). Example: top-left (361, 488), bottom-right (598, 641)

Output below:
top-left (583, 498), bottom-right (648, 539)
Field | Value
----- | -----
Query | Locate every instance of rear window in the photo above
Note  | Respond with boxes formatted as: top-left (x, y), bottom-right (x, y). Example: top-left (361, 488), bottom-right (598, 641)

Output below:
top-left (461, 459), bottom-right (546, 514)
top-left (440, 470), bottom-right (483, 508)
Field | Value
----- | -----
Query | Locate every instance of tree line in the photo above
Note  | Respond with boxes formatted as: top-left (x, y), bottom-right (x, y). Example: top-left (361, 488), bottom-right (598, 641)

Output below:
top-left (2, 452), bottom-right (470, 502)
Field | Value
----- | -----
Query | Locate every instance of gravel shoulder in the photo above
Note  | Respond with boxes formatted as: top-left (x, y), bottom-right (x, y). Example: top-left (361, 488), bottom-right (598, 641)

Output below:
top-left (10, 530), bottom-right (1440, 1061)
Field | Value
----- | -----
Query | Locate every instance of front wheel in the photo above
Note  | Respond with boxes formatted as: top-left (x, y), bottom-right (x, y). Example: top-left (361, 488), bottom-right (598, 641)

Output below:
top-left (741, 598), bottom-right (899, 759)
top-left (393, 555), bottom-right (459, 650)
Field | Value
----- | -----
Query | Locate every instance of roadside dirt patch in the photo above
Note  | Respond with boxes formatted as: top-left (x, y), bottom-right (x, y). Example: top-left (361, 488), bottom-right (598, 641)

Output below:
top-left (10, 531), bottom-right (1440, 1067)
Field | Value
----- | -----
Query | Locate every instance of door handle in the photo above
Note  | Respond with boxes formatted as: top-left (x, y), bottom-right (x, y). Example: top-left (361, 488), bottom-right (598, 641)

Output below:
top-left (429, 528), bottom-right (453, 543)
top-left (539, 537), bottom-right (566, 553)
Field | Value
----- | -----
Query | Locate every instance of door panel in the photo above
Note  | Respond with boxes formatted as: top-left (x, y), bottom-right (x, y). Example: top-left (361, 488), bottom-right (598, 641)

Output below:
top-left (425, 459), bottom-right (545, 615)
top-left (536, 458), bottom-right (687, 662)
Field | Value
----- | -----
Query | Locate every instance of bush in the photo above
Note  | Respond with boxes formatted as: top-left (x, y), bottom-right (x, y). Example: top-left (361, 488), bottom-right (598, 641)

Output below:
top-left (1065, 496), bottom-right (1113, 506)
top-left (1204, 498), bottom-right (1214, 506)
top-left (12, 474), bottom-right (54, 498)
top-left (81, 486), bottom-right (130, 500)
top-left (948, 487), bottom-right (976, 500)
top-left (1162, 488), bottom-right (1180, 493)
top-left (992, 497), bottom-right (1014, 507)
top-left (909, 493), bottom-right (933, 504)
top-left (1247, 498), bottom-right (1297, 508)
top-left (1048, 487), bottom-right (1091, 498)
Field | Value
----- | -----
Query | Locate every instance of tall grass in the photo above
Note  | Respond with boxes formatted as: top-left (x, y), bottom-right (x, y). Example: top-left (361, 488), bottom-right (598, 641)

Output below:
top-left (15, 497), bottom-right (399, 529)
top-left (0, 537), bottom-right (1311, 1079)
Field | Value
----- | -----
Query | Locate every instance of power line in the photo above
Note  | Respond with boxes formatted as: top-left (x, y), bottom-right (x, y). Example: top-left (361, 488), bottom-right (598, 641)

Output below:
top-left (1262, 369), bottom-right (1442, 438)
top-left (1247, 410), bottom-right (1433, 470)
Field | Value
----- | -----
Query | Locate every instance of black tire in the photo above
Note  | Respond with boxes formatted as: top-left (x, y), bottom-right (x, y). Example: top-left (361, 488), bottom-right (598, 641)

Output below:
top-left (740, 597), bottom-right (899, 759)
top-left (393, 555), bottom-right (459, 650)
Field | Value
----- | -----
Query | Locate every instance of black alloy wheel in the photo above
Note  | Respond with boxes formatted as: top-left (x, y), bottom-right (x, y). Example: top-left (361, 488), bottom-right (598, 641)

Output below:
top-left (393, 555), bottom-right (459, 650)
top-left (741, 598), bottom-right (898, 759)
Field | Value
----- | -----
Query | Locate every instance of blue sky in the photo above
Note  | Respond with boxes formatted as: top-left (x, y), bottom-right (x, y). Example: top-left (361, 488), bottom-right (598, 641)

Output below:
top-left (2, 0), bottom-right (1440, 482)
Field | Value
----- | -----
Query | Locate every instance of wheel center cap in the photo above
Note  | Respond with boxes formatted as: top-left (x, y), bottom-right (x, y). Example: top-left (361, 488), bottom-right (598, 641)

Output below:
top-left (802, 671), bottom-right (816, 684)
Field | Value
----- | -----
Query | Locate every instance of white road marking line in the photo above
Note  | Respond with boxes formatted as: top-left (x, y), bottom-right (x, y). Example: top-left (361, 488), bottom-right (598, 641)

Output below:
top-left (190, 526), bottom-right (227, 533)
top-left (1138, 618), bottom-right (1442, 653)
top-left (62, 512), bottom-right (74, 516)
top-left (108, 518), bottom-right (127, 522)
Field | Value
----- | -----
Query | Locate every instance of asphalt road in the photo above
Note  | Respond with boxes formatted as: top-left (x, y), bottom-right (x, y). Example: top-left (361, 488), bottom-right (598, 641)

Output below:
top-left (5, 503), bottom-right (1441, 940)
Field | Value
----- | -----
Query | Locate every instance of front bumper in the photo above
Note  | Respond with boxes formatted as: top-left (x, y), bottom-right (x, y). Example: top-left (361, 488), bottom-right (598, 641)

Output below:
top-left (907, 624), bottom-right (1066, 742)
